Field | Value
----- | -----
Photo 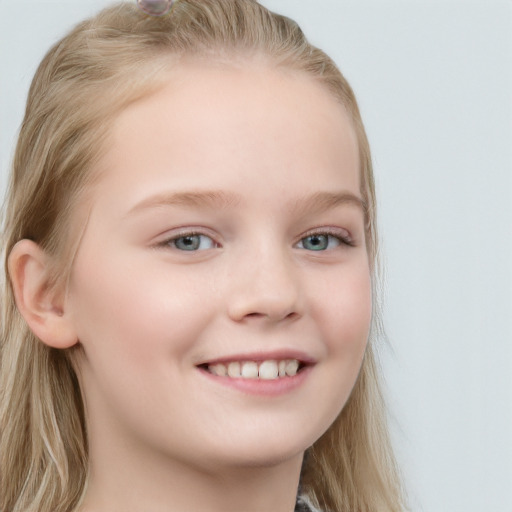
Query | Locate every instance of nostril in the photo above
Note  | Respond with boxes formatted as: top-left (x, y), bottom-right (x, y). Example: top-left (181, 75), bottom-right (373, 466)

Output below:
top-left (245, 312), bottom-right (266, 319)
top-left (241, 310), bottom-right (300, 322)
top-left (227, 282), bottom-right (302, 323)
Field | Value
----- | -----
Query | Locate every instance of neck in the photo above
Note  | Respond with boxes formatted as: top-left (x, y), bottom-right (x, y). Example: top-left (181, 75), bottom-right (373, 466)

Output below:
top-left (78, 439), bottom-right (304, 512)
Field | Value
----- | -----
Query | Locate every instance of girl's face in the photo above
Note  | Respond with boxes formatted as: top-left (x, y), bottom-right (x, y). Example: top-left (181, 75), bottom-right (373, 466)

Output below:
top-left (67, 61), bottom-right (371, 473)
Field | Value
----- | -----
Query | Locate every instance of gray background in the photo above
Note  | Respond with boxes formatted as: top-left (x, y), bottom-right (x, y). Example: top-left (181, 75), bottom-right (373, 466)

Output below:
top-left (1, 1), bottom-right (511, 510)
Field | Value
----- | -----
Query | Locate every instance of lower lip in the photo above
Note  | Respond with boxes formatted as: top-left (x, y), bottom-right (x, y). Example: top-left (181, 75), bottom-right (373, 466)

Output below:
top-left (197, 365), bottom-right (313, 396)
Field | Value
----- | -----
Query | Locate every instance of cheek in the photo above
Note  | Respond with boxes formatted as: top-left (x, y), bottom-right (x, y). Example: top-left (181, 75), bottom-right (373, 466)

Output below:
top-left (67, 252), bottom-right (214, 365)
top-left (313, 262), bottom-right (373, 351)
top-left (299, 262), bottom-right (372, 439)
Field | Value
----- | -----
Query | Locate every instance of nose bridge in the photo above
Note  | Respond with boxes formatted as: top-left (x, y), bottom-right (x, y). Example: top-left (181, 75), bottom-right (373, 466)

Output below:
top-left (227, 236), bottom-right (302, 323)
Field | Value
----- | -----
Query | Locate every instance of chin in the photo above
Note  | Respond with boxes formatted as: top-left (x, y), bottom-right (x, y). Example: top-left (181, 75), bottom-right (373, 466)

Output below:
top-left (201, 428), bottom-right (316, 471)
top-left (216, 448), bottom-right (305, 472)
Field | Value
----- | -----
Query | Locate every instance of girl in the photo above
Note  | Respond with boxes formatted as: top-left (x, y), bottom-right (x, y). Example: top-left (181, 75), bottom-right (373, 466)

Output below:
top-left (0, 1), bottom-right (405, 511)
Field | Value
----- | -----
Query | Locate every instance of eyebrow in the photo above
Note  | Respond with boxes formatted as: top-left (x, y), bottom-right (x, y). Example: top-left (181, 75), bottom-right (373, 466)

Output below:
top-left (127, 190), bottom-right (241, 215)
top-left (289, 191), bottom-right (366, 215)
top-left (127, 189), bottom-right (365, 216)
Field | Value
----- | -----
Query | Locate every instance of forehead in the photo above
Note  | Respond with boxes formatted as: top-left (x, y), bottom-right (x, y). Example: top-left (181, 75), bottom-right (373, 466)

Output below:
top-left (94, 60), bottom-right (360, 207)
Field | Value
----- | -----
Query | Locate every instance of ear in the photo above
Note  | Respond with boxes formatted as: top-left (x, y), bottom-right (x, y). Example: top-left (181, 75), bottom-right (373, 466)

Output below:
top-left (8, 239), bottom-right (78, 349)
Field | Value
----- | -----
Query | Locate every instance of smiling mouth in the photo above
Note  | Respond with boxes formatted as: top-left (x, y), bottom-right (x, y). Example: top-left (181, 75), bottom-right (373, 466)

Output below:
top-left (200, 359), bottom-right (307, 380)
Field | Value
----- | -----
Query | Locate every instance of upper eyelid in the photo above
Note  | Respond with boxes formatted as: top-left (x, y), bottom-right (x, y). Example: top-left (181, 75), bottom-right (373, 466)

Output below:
top-left (297, 226), bottom-right (353, 242)
top-left (155, 227), bottom-right (218, 240)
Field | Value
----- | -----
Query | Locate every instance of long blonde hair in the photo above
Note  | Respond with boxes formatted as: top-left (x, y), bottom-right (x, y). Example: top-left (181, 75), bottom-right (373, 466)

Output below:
top-left (0, 1), bottom-right (405, 511)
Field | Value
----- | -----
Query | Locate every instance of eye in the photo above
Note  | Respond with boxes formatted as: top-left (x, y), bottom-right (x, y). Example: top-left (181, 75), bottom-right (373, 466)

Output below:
top-left (296, 231), bottom-right (353, 251)
top-left (165, 233), bottom-right (218, 251)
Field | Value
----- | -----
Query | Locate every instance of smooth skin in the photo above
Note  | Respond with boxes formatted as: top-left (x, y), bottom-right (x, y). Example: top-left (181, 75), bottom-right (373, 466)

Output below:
top-left (10, 60), bottom-right (372, 512)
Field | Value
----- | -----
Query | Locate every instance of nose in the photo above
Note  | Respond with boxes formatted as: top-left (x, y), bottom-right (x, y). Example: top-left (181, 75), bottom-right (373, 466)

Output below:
top-left (226, 245), bottom-right (303, 324)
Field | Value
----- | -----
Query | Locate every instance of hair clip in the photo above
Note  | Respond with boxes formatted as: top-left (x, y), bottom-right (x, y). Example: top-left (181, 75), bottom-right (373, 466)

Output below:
top-left (136, 0), bottom-right (174, 16)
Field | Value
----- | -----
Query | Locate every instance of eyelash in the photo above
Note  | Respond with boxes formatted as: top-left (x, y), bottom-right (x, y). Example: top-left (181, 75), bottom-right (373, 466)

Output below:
top-left (156, 227), bottom-right (355, 252)
top-left (295, 228), bottom-right (355, 251)
top-left (157, 231), bottom-right (220, 251)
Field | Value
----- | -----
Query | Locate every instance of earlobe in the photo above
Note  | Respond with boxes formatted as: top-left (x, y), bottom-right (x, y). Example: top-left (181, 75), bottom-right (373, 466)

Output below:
top-left (8, 239), bottom-right (78, 349)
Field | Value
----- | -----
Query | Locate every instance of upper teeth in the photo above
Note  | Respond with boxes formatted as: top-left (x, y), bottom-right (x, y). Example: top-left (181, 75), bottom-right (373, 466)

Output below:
top-left (208, 359), bottom-right (300, 379)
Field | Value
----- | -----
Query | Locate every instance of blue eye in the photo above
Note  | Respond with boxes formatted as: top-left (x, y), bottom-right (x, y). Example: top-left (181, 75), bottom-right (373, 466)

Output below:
top-left (170, 234), bottom-right (216, 251)
top-left (297, 233), bottom-right (347, 251)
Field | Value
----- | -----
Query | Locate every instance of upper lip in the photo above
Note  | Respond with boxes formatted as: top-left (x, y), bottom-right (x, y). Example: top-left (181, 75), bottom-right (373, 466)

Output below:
top-left (196, 349), bottom-right (317, 367)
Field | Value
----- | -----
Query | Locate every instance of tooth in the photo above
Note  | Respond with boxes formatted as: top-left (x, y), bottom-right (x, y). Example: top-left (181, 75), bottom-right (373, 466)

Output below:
top-left (258, 360), bottom-right (279, 380)
top-left (210, 363), bottom-right (227, 377)
top-left (227, 362), bottom-right (241, 378)
top-left (278, 360), bottom-right (287, 377)
top-left (241, 361), bottom-right (259, 379)
top-left (285, 360), bottom-right (299, 377)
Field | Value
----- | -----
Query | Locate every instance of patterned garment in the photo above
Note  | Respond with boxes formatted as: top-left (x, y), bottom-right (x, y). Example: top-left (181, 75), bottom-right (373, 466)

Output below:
top-left (295, 495), bottom-right (323, 512)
